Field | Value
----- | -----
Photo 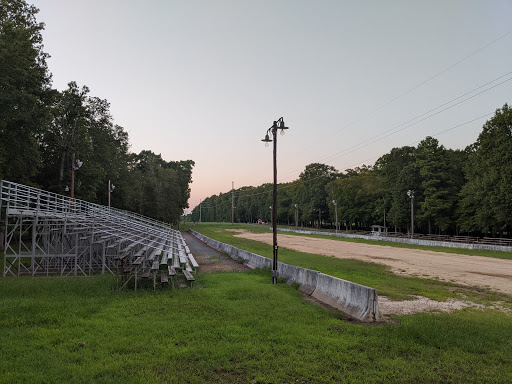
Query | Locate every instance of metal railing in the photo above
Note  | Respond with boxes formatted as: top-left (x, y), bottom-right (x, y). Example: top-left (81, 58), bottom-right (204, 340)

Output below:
top-left (1, 180), bottom-right (187, 277)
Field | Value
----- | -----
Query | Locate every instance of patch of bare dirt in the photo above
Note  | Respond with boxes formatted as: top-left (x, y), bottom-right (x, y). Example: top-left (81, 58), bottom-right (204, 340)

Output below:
top-left (182, 232), bottom-right (249, 273)
top-left (378, 295), bottom-right (483, 315)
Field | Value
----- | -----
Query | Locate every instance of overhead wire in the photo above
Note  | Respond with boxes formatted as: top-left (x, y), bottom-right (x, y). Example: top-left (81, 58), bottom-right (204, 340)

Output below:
top-left (240, 31), bottom-right (512, 188)
top-left (191, 110), bottom-right (493, 213)
top-left (227, 111), bottom-right (496, 202)
top-left (286, 30), bottom-right (512, 159)
top-left (197, 72), bottom-right (510, 207)
top-left (192, 31), bottom-right (512, 211)
top-left (191, 111), bottom-right (493, 213)
top-left (277, 72), bottom-right (512, 183)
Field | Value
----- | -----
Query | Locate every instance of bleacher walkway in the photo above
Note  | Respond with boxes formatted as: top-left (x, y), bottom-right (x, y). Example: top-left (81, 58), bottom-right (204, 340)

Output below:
top-left (181, 232), bottom-right (249, 274)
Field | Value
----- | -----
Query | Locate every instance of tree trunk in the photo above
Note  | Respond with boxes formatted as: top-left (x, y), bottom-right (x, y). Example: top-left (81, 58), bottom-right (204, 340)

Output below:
top-left (59, 150), bottom-right (67, 182)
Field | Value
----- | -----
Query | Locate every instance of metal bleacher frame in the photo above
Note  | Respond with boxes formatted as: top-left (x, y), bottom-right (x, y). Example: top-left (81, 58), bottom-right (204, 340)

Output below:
top-left (0, 180), bottom-right (197, 289)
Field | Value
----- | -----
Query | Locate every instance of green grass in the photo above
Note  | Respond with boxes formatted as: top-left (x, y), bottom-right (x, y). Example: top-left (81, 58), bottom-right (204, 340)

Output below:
top-left (1, 226), bottom-right (511, 382)
top-left (185, 223), bottom-right (512, 306)
top-left (1, 272), bottom-right (511, 383)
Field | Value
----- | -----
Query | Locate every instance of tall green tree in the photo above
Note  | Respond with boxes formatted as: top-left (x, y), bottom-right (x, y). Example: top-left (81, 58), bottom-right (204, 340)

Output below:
top-left (459, 104), bottom-right (512, 234)
top-left (415, 137), bottom-right (458, 233)
top-left (297, 163), bottom-right (339, 227)
top-left (0, 0), bottom-right (52, 183)
top-left (375, 146), bottom-right (417, 231)
top-left (125, 151), bottom-right (194, 224)
top-left (37, 81), bottom-right (89, 192)
top-left (327, 167), bottom-right (384, 230)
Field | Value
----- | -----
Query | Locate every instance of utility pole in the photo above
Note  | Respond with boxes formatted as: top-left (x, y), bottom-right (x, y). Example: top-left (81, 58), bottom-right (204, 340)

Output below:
top-left (70, 155), bottom-right (83, 201)
top-left (71, 153), bottom-right (75, 200)
top-left (333, 200), bottom-right (338, 234)
top-left (108, 180), bottom-right (115, 208)
top-left (231, 181), bottom-right (234, 224)
top-left (199, 199), bottom-right (202, 223)
top-left (407, 190), bottom-right (414, 238)
top-left (383, 197), bottom-right (387, 230)
top-left (294, 204), bottom-right (298, 230)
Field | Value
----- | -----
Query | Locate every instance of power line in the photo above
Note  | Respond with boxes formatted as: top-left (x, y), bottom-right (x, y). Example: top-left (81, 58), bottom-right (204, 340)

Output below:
top-left (337, 112), bottom-right (493, 173)
top-left (220, 111), bottom-right (497, 203)
top-left (197, 32), bottom-right (512, 211)
top-left (277, 72), bottom-right (512, 183)
top-left (287, 30), bottom-right (512, 158)
top-left (244, 32), bottom-right (512, 187)
top-left (193, 95), bottom-right (505, 210)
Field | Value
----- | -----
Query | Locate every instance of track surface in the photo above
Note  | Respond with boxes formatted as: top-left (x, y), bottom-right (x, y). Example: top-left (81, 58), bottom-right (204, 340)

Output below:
top-left (233, 231), bottom-right (512, 295)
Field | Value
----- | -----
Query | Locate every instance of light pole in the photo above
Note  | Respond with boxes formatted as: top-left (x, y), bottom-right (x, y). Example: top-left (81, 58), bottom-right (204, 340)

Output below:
top-left (261, 117), bottom-right (289, 284)
top-left (294, 204), bottom-right (298, 230)
top-left (332, 200), bottom-right (338, 234)
top-left (71, 157), bottom-right (83, 200)
top-left (108, 180), bottom-right (115, 208)
top-left (231, 181), bottom-right (235, 225)
top-left (407, 190), bottom-right (414, 238)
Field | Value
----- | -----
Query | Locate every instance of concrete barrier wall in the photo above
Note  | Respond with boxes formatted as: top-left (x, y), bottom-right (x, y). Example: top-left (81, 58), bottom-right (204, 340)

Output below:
top-left (189, 230), bottom-right (381, 322)
top-left (275, 228), bottom-right (512, 252)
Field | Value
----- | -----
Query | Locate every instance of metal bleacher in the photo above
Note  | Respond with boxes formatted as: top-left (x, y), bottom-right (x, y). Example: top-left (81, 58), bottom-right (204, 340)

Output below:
top-left (0, 180), bottom-right (197, 289)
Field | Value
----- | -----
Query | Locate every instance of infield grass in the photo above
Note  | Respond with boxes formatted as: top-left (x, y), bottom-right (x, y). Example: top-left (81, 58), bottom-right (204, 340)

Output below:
top-left (1, 270), bottom-right (511, 383)
top-left (1, 225), bottom-right (511, 383)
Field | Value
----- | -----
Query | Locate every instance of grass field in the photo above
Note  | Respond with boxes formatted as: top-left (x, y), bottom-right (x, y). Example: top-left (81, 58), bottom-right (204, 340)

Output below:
top-left (1, 224), bottom-right (511, 383)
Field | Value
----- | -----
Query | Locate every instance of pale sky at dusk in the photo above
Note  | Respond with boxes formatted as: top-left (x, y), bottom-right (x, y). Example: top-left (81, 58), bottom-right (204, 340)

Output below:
top-left (31, 0), bottom-right (512, 213)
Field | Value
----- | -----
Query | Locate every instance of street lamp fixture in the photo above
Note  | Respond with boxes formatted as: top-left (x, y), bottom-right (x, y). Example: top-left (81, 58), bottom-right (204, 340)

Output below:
top-left (108, 180), bottom-right (115, 208)
top-left (74, 160), bottom-right (83, 171)
top-left (71, 158), bottom-right (83, 200)
top-left (261, 117), bottom-right (289, 284)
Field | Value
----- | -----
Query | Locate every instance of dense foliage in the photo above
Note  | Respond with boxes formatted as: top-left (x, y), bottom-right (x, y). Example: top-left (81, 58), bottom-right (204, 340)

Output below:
top-left (0, 0), bottom-right (193, 224)
top-left (191, 106), bottom-right (512, 237)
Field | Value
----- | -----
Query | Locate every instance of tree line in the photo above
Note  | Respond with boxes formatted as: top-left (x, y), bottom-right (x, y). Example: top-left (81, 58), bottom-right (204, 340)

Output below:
top-left (0, 0), bottom-right (194, 224)
top-left (190, 104), bottom-right (512, 237)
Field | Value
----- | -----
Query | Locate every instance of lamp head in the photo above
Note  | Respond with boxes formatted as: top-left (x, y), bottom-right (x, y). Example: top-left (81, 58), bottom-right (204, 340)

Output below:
top-left (262, 133), bottom-right (272, 147)
top-left (74, 159), bottom-right (83, 170)
top-left (275, 118), bottom-right (289, 135)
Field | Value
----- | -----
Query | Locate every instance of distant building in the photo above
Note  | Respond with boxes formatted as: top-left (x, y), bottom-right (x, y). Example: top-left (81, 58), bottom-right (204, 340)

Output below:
top-left (371, 225), bottom-right (388, 236)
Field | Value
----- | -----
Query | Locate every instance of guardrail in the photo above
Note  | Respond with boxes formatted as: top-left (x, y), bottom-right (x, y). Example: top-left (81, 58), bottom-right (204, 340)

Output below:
top-left (189, 230), bottom-right (382, 322)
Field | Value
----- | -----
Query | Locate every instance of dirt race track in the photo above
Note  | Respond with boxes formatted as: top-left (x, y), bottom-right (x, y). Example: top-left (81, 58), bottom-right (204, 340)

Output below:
top-left (233, 232), bottom-right (512, 296)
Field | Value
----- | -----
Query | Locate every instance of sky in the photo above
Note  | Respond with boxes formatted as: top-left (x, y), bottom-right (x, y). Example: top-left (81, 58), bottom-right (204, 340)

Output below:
top-left (30, 0), bottom-right (512, 213)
